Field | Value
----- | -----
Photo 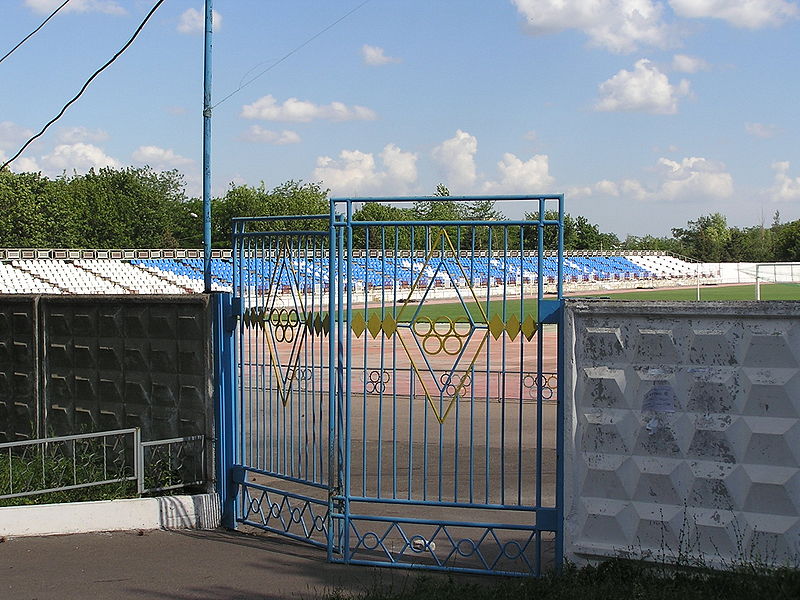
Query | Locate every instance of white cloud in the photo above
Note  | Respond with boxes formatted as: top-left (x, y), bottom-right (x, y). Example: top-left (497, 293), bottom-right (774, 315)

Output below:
top-left (40, 143), bottom-right (120, 174)
top-left (671, 54), bottom-right (710, 73)
top-left (313, 144), bottom-right (418, 194)
top-left (0, 148), bottom-right (40, 172)
top-left (57, 126), bottom-right (109, 144)
top-left (25, 0), bottom-right (125, 15)
top-left (768, 161), bottom-right (800, 201)
top-left (132, 145), bottom-right (193, 169)
top-left (574, 156), bottom-right (733, 203)
top-left (483, 153), bottom-right (555, 193)
top-left (0, 121), bottom-right (33, 150)
top-left (361, 44), bottom-right (401, 66)
top-left (432, 130), bottom-right (478, 188)
top-left (240, 126), bottom-right (301, 145)
top-left (745, 122), bottom-right (779, 139)
top-left (656, 156), bottom-right (733, 200)
top-left (595, 58), bottom-right (690, 114)
top-left (669, 0), bottom-right (798, 28)
top-left (511, 0), bottom-right (674, 53)
top-left (177, 8), bottom-right (222, 34)
top-left (241, 95), bottom-right (376, 122)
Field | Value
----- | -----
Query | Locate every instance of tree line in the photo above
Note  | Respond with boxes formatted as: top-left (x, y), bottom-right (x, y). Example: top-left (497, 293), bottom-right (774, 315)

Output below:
top-left (0, 166), bottom-right (797, 262)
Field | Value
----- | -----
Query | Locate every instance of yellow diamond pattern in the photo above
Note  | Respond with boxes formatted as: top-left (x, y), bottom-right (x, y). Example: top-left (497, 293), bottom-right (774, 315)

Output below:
top-left (351, 313), bottom-right (366, 338)
top-left (488, 314), bottom-right (505, 341)
top-left (367, 313), bottom-right (383, 339)
top-left (506, 314), bottom-right (521, 341)
top-left (521, 314), bottom-right (537, 341)
top-left (382, 314), bottom-right (398, 338)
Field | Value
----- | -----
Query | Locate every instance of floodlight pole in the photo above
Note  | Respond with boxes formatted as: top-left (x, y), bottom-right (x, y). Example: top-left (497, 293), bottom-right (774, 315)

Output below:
top-left (202, 0), bottom-right (213, 293)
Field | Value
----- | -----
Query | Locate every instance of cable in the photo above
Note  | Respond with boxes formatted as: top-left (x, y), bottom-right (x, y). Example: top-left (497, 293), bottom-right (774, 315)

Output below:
top-left (212, 0), bottom-right (371, 109)
top-left (1, 0), bottom-right (166, 171)
top-left (0, 0), bottom-right (72, 66)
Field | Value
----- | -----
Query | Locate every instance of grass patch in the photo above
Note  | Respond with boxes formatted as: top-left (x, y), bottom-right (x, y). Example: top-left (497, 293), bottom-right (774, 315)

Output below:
top-left (579, 283), bottom-right (800, 302)
top-left (348, 283), bottom-right (800, 324)
top-left (0, 438), bottom-right (137, 507)
top-left (325, 560), bottom-right (800, 600)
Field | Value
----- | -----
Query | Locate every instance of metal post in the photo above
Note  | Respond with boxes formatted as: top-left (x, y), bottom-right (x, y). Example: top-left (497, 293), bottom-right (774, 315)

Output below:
top-left (202, 0), bottom-right (213, 293)
top-left (213, 292), bottom-right (238, 528)
top-left (696, 262), bottom-right (700, 301)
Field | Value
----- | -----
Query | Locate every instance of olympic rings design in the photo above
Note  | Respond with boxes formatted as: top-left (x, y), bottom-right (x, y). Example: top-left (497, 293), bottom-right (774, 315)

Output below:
top-left (413, 316), bottom-right (472, 356)
top-left (439, 371), bottom-right (472, 397)
top-left (267, 308), bottom-right (301, 343)
top-left (288, 367), bottom-right (314, 389)
top-left (523, 372), bottom-right (557, 400)
top-left (361, 369), bottom-right (391, 394)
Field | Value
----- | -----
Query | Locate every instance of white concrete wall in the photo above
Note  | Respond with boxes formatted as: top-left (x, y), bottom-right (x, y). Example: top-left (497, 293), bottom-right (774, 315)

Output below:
top-left (563, 300), bottom-right (800, 568)
top-left (0, 493), bottom-right (220, 537)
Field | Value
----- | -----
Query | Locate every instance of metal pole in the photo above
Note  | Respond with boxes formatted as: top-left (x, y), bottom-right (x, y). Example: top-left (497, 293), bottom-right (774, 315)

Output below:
top-left (696, 262), bottom-right (700, 301)
top-left (202, 0), bottom-right (213, 293)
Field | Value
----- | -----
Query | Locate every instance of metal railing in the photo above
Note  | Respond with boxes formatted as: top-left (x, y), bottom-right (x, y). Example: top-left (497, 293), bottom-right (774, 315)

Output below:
top-left (0, 428), bottom-right (205, 501)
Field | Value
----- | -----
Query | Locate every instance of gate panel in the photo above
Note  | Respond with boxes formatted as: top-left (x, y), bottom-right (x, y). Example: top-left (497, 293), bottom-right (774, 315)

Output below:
top-left (226, 197), bottom-right (565, 575)
top-left (331, 196), bottom-right (564, 575)
top-left (231, 216), bottom-right (337, 550)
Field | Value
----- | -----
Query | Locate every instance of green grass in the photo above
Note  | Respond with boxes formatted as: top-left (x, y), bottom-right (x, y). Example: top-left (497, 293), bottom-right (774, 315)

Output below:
top-left (351, 283), bottom-right (800, 324)
top-left (324, 560), bottom-right (800, 600)
top-left (0, 441), bottom-right (137, 507)
top-left (579, 283), bottom-right (800, 302)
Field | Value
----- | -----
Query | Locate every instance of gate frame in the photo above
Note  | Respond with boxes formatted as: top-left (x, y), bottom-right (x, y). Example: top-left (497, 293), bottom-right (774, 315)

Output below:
top-left (218, 195), bottom-right (566, 575)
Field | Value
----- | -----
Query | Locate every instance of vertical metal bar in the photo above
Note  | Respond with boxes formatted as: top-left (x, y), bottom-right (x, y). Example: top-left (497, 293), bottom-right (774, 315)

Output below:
top-left (555, 195), bottom-right (566, 570)
top-left (213, 291), bottom-right (237, 528)
top-left (361, 230), bottom-right (369, 497)
top-left (327, 202), bottom-right (337, 562)
top-left (202, 0), bottom-right (213, 292)
top-left (536, 198), bottom-right (545, 573)
top-left (484, 225), bottom-right (493, 504)
top-left (134, 428), bottom-right (144, 495)
top-left (517, 224), bottom-right (526, 507)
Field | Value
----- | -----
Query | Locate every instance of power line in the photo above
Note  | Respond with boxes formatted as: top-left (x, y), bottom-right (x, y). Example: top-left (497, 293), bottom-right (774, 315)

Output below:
top-left (1, 0), bottom-right (166, 171)
top-left (0, 0), bottom-right (72, 66)
top-left (212, 0), bottom-right (371, 109)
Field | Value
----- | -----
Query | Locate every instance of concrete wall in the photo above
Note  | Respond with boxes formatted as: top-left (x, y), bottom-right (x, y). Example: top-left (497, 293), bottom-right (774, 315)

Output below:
top-left (0, 295), bottom-right (212, 444)
top-left (563, 300), bottom-right (800, 567)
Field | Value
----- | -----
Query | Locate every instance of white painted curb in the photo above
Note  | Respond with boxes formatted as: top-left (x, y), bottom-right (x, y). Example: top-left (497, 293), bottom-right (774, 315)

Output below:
top-left (0, 493), bottom-right (221, 538)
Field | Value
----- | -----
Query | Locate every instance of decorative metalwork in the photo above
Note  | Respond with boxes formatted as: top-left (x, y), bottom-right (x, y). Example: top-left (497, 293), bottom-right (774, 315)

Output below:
top-left (227, 194), bottom-right (565, 577)
top-left (240, 481), bottom-right (329, 547)
top-left (523, 372), bottom-right (558, 401)
top-left (361, 370), bottom-right (391, 394)
top-left (346, 518), bottom-right (544, 575)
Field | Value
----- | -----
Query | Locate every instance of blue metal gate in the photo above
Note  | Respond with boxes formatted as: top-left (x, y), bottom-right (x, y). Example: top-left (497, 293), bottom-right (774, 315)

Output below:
top-left (222, 196), bottom-right (565, 576)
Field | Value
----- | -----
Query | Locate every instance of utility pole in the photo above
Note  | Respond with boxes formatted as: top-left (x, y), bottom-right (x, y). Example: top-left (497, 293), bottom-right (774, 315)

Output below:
top-left (202, 0), bottom-right (213, 292)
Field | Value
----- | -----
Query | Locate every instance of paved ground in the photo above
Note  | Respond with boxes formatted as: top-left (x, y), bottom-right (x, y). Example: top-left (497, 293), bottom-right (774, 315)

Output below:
top-left (1, 528), bottom-right (461, 600)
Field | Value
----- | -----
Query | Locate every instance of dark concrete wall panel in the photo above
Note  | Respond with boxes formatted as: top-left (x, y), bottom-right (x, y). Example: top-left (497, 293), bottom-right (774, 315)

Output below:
top-left (0, 295), bottom-right (211, 445)
top-left (0, 300), bottom-right (36, 442)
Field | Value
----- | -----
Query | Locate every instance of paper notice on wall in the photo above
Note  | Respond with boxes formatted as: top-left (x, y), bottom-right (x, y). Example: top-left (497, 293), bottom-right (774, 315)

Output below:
top-left (643, 384), bottom-right (677, 413)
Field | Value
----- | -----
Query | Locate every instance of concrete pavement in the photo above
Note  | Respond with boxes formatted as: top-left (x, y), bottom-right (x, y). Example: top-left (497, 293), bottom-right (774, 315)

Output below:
top-left (1, 529), bottom-right (443, 600)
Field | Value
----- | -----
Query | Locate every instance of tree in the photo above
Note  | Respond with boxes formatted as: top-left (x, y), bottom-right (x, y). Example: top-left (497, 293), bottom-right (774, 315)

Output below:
top-left (774, 220), bottom-right (800, 262)
top-left (0, 169), bottom-right (70, 247)
top-left (522, 210), bottom-right (576, 251)
top-left (671, 213), bottom-right (731, 261)
top-left (351, 202), bottom-right (414, 249)
top-left (212, 180), bottom-right (329, 246)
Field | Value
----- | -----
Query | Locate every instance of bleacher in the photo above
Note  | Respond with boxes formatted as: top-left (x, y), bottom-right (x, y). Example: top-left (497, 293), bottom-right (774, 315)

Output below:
top-left (0, 251), bottom-right (716, 295)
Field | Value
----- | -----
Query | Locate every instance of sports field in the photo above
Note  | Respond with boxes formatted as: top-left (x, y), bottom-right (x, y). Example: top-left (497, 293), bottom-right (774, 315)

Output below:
top-left (580, 282), bottom-right (800, 301)
top-left (354, 282), bottom-right (800, 323)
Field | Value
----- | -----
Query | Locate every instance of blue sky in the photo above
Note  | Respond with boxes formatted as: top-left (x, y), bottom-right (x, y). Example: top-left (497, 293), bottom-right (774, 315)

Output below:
top-left (1, 0), bottom-right (799, 237)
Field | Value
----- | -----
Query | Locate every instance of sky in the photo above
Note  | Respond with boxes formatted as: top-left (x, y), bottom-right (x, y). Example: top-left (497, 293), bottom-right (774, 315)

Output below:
top-left (1, 0), bottom-right (799, 238)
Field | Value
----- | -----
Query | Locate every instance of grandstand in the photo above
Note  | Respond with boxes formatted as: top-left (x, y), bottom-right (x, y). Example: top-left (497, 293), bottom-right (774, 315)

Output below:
top-left (0, 249), bottom-right (717, 296)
